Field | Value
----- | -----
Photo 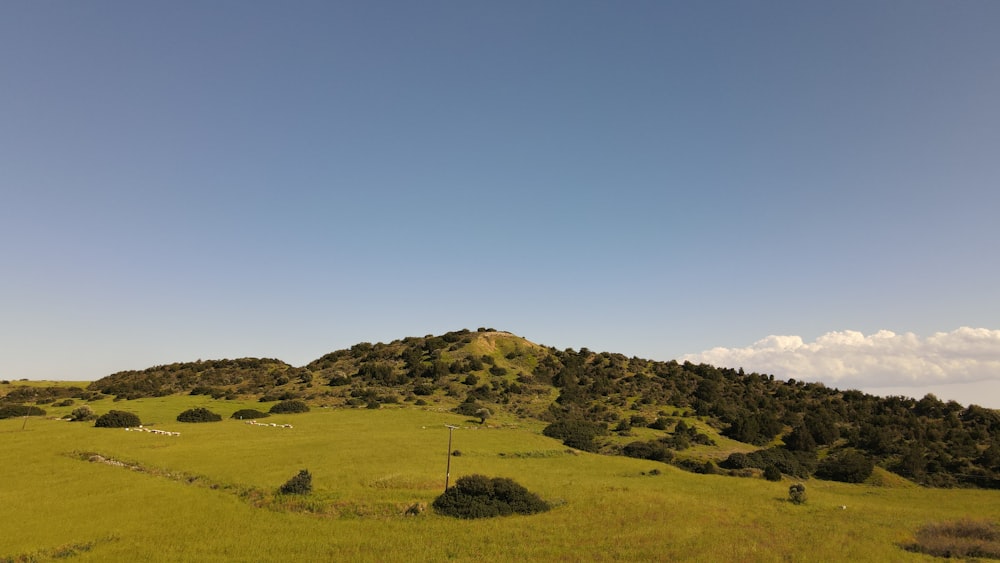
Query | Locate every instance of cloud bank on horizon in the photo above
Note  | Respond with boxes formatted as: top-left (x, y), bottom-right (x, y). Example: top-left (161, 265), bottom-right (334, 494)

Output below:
top-left (682, 327), bottom-right (1000, 390)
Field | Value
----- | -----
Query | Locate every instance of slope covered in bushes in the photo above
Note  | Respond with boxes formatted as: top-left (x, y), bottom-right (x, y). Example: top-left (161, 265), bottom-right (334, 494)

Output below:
top-left (60, 328), bottom-right (1000, 489)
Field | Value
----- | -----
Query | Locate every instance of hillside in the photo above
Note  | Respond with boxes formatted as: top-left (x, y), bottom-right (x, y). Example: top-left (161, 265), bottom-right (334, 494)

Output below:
top-left (5, 328), bottom-right (1000, 489)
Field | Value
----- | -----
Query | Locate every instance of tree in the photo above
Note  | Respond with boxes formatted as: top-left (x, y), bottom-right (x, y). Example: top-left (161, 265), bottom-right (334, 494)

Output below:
top-left (784, 424), bottom-right (817, 452)
top-left (475, 408), bottom-right (492, 425)
top-left (815, 450), bottom-right (874, 483)
top-left (763, 465), bottom-right (782, 481)
top-left (279, 469), bottom-right (313, 495)
top-left (69, 405), bottom-right (96, 422)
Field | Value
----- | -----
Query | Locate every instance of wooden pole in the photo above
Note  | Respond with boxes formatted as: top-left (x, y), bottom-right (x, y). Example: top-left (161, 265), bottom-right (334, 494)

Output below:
top-left (445, 425), bottom-right (458, 492)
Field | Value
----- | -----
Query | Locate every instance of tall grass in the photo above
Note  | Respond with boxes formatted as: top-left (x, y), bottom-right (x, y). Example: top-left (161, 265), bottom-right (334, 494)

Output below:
top-left (2, 397), bottom-right (998, 561)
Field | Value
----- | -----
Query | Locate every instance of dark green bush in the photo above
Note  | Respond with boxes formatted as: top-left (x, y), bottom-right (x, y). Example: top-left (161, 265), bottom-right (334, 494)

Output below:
top-left (647, 417), bottom-right (669, 430)
top-left (231, 409), bottom-right (270, 420)
top-left (455, 399), bottom-right (484, 417)
top-left (815, 450), bottom-right (874, 483)
top-left (542, 419), bottom-right (607, 453)
top-left (763, 465), bottom-right (783, 481)
top-left (0, 404), bottom-right (46, 419)
top-left (722, 447), bottom-right (816, 478)
top-left (674, 458), bottom-right (717, 474)
top-left (269, 399), bottom-right (310, 414)
top-left (95, 410), bottom-right (141, 428)
top-left (432, 474), bottom-right (550, 519)
top-left (279, 469), bottom-right (313, 495)
top-left (177, 407), bottom-right (222, 423)
top-left (622, 440), bottom-right (674, 462)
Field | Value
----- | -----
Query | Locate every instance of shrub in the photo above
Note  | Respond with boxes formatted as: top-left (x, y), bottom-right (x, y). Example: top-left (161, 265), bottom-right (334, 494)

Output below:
top-left (647, 417), bottom-right (669, 430)
top-left (279, 469), bottom-right (313, 495)
top-left (788, 483), bottom-right (807, 504)
top-left (432, 474), bottom-right (550, 519)
top-left (542, 419), bottom-right (607, 452)
top-left (622, 440), bottom-right (674, 463)
top-left (413, 383), bottom-right (435, 396)
top-left (95, 410), bottom-right (141, 428)
top-left (674, 458), bottom-right (716, 474)
top-left (905, 519), bottom-right (1000, 559)
top-left (455, 399), bottom-right (484, 417)
top-left (763, 465), bottom-right (782, 481)
top-left (69, 405), bottom-right (96, 422)
top-left (231, 409), bottom-right (270, 420)
top-left (0, 404), bottom-right (46, 419)
top-left (815, 450), bottom-right (874, 483)
top-left (720, 447), bottom-right (816, 478)
top-left (177, 407), bottom-right (223, 423)
top-left (269, 400), bottom-right (310, 414)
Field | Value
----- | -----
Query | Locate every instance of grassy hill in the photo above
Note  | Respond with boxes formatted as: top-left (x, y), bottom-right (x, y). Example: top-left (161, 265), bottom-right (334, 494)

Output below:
top-left (3, 328), bottom-right (1000, 559)
top-left (58, 328), bottom-right (998, 490)
top-left (3, 396), bottom-right (998, 561)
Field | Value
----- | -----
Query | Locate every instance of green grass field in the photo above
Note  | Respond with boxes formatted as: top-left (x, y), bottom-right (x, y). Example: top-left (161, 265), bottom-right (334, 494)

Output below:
top-left (3, 396), bottom-right (998, 562)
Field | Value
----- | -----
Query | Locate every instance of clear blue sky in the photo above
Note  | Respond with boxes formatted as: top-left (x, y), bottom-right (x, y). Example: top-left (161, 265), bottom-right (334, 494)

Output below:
top-left (2, 2), bottom-right (998, 405)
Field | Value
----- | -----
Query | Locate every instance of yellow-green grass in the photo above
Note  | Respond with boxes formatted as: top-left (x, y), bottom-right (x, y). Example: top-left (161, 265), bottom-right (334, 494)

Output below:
top-left (2, 396), bottom-right (997, 562)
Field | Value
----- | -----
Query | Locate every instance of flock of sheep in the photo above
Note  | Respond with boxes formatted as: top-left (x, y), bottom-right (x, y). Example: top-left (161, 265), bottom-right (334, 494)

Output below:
top-left (124, 426), bottom-right (180, 436)
top-left (244, 420), bottom-right (294, 429)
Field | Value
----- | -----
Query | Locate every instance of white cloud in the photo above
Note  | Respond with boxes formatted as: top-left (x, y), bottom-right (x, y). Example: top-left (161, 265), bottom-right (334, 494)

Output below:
top-left (682, 327), bottom-right (1000, 389)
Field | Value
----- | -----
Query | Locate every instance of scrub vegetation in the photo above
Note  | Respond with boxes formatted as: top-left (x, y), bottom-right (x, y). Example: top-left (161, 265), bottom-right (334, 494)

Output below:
top-left (2, 329), bottom-right (999, 561)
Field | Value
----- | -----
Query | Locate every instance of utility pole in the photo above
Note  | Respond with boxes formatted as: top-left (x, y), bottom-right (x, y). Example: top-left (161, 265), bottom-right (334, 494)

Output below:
top-left (444, 424), bottom-right (459, 492)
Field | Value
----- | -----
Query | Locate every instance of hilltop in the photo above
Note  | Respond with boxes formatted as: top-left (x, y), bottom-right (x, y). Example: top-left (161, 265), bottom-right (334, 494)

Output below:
top-left (4, 328), bottom-right (999, 489)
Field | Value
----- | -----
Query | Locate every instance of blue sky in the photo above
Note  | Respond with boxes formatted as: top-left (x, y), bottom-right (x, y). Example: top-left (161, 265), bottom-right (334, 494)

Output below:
top-left (2, 2), bottom-right (999, 406)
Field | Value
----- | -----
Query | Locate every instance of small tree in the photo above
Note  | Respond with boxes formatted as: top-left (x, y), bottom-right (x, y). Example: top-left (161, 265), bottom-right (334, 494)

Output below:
top-left (788, 483), bottom-right (807, 504)
top-left (279, 469), bottom-right (313, 495)
top-left (763, 465), bottom-right (782, 481)
top-left (69, 405), bottom-right (96, 422)
top-left (475, 408), bottom-right (492, 425)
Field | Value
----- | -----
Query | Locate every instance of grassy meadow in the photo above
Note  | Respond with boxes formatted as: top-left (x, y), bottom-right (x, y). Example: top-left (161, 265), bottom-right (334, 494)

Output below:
top-left (3, 395), bottom-right (999, 562)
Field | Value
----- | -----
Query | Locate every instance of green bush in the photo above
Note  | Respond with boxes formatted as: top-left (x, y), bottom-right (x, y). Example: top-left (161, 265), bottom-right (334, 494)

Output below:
top-left (69, 405), bottom-right (96, 422)
top-left (279, 469), bottom-right (313, 495)
top-left (815, 450), bottom-right (874, 483)
top-left (721, 447), bottom-right (816, 478)
top-left (231, 409), bottom-right (270, 420)
top-left (788, 483), bottom-right (807, 504)
top-left (269, 400), bottom-right (310, 414)
top-left (95, 410), bottom-right (141, 428)
top-left (542, 419), bottom-right (607, 453)
top-left (0, 404), bottom-right (46, 419)
top-left (432, 474), bottom-right (550, 519)
top-left (622, 440), bottom-right (673, 462)
top-left (763, 465), bottom-right (782, 481)
top-left (177, 407), bottom-right (223, 423)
